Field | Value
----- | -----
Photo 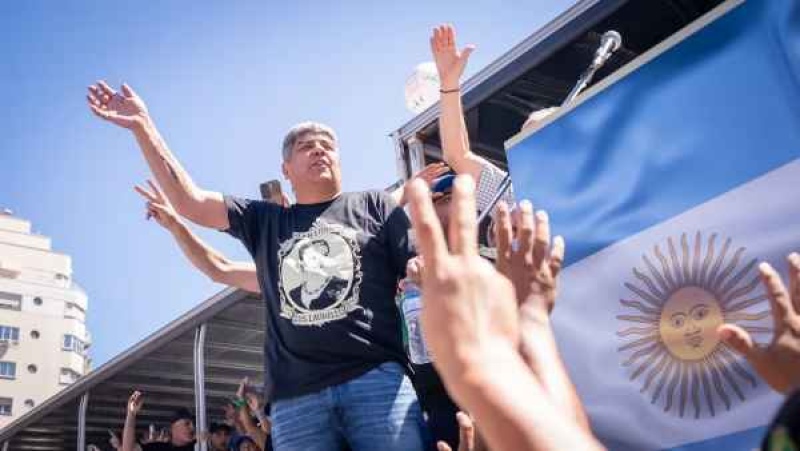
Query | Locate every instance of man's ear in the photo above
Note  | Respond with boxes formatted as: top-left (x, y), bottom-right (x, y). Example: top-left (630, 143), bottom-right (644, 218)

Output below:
top-left (281, 161), bottom-right (290, 180)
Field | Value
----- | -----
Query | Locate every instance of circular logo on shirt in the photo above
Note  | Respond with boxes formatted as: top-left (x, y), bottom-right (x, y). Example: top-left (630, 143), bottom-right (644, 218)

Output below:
top-left (278, 219), bottom-right (362, 326)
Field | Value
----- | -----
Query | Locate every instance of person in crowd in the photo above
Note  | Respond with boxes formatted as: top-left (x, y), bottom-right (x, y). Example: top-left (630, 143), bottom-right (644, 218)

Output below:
top-left (405, 172), bottom-right (483, 451)
top-left (233, 436), bottom-right (260, 451)
top-left (406, 173), bottom-right (590, 450)
top-left (233, 377), bottom-right (272, 451)
top-left (431, 24), bottom-right (557, 217)
top-left (402, 26), bottom-right (586, 451)
top-left (88, 84), bottom-right (425, 450)
top-left (122, 391), bottom-right (196, 451)
top-left (390, 162), bottom-right (450, 206)
top-left (208, 423), bottom-right (233, 451)
top-left (405, 175), bottom-right (602, 451)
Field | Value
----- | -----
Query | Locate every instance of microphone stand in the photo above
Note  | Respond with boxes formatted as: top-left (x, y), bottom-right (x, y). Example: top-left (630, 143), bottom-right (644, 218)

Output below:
top-left (475, 31), bottom-right (622, 225)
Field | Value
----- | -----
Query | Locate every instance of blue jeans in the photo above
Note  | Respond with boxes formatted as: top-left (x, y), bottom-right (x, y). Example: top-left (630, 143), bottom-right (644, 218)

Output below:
top-left (271, 362), bottom-right (427, 451)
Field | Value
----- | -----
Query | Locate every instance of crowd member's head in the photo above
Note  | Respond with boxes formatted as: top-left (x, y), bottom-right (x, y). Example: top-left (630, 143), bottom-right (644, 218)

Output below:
top-left (520, 106), bottom-right (558, 133)
top-left (208, 423), bottom-right (233, 451)
top-left (431, 174), bottom-right (455, 231)
top-left (233, 435), bottom-right (259, 451)
top-left (281, 122), bottom-right (341, 202)
top-left (169, 408), bottom-right (195, 446)
top-left (432, 172), bottom-right (496, 260)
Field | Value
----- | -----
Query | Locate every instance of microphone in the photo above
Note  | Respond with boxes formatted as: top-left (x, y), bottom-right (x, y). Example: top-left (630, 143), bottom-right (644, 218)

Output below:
top-left (592, 30), bottom-right (622, 68)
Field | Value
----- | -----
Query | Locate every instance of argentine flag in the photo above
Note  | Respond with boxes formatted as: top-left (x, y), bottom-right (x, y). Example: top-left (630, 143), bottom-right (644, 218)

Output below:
top-left (505, 0), bottom-right (800, 449)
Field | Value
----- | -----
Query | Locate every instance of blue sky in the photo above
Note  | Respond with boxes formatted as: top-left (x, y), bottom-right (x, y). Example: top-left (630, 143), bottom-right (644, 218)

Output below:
top-left (1, 0), bottom-right (573, 366)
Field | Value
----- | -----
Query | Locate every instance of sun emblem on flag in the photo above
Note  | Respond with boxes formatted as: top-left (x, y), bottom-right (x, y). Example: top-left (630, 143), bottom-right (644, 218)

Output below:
top-left (616, 232), bottom-right (771, 418)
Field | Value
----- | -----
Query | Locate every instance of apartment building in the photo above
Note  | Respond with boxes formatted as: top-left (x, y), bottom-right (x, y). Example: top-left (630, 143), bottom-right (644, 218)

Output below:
top-left (0, 210), bottom-right (90, 428)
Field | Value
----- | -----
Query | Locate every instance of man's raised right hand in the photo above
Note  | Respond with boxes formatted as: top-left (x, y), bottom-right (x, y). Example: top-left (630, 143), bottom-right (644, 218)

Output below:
top-left (87, 81), bottom-right (149, 130)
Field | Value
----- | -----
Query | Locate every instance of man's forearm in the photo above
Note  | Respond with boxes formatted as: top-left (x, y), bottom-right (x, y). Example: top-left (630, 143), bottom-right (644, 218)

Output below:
top-left (131, 119), bottom-right (199, 212)
top-left (131, 119), bottom-right (226, 229)
top-left (520, 316), bottom-right (591, 431)
top-left (441, 345), bottom-right (603, 451)
top-left (167, 221), bottom-right (258, 292)
top-left (438, 88), bottom-right (476, 177)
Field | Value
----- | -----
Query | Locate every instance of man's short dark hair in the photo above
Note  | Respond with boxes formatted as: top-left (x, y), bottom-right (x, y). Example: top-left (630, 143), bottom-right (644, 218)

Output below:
top-left (170, 407), bottom-right (194, 424)
top-left (209, 423), bottom-right (233, 434)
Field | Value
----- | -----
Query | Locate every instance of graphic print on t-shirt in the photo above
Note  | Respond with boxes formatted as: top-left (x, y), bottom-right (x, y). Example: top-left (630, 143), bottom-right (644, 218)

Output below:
top-left (277, 218), bottom-right (363, 326)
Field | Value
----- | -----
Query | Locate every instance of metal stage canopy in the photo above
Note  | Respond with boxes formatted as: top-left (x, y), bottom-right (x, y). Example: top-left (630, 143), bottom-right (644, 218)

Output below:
top-left (0, 288), bottom-right (265, 451)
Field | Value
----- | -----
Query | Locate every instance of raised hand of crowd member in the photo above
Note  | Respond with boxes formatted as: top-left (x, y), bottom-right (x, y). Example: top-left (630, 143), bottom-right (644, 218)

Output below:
top-left (494, 202), bottom-right (563, 311)
top-left (244, 389), bottom-right (271, 435)
top-left (122, 391), bottom-right (144, 451)
top-left (391, 162), bottom-right (452, 206)
top-left (141, 425), bottom-right (158, 445)
top-left (234, 377), bottom-right (269, 450)
top-left (718, 253), bottom-right (800, 393)
top-left (134, 180), bottom-right (260, 294)
top-left (493, 202), bottom-right (589, 431)
top-left (406, 176), bottom-right (603, 451)
top-left (431, 25), bottom-right (474, 95)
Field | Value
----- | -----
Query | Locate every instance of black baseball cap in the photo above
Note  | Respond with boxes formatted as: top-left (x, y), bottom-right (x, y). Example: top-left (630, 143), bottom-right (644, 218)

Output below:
top-left (169, 407), bottom-right (194, 425)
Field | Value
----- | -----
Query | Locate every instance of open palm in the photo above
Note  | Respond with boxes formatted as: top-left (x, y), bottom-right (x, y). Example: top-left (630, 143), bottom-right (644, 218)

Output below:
top-left (718, 253), bottom-right (800, 393)
top-left (87, 81), bottom-right (149, 129)
top-left (430, 25), bottom-right (475, 89)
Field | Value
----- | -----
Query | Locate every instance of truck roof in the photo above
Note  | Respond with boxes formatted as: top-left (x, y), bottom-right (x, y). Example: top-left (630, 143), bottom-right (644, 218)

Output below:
top-left (390, 0), bottom-right (724, 176)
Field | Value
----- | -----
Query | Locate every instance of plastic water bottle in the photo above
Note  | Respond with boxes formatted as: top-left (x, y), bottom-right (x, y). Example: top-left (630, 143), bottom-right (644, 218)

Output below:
top-left (400, 280), bottom-right (431, 364)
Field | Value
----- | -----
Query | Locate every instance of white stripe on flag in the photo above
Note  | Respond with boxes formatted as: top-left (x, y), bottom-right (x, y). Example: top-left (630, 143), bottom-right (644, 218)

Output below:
top-left (552, 159), bottom-right (800, 450)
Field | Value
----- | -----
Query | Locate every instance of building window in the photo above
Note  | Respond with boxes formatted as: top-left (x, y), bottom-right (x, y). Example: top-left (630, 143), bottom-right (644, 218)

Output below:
top-left (62, 335), bottom-right (84, 354)
top-left (59, 368), bottom-right (80, 385)
top-left (66, 302), bottom-right (86, 314)
top-left (0, 326), bottom-right (19, 342)
top-left (64, 302), bottom-right (86, 321)
top-left (24, 399), bottom-right (34, 408)
top-left (33, 297), bottom-right (43, 306)
top-left (0, 292), bottom-right (21, 311)
top-left (30, 330), bottom-right (40, 339)
top-left (0, 398), bottom-right (11, 416)
top-left (27, 364), bottom-right (37, 374)
top-left (0, 362), bottom-right (16, 379)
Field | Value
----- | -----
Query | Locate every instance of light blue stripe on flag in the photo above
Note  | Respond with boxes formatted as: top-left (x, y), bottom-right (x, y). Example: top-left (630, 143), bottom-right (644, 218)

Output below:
top-left (507, 0), bottom-right (800, 266)
top-left (665, 426), bottom-right (766, 450)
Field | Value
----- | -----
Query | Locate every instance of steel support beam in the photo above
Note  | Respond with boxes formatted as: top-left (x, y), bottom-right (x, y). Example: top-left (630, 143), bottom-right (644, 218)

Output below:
top-left (193, 324), bottom-right (208, 451)
top-left (77, 392), bottom-right (89, 451)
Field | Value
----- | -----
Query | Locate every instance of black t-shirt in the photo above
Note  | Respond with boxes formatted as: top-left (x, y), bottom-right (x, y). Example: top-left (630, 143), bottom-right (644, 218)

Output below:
top-left (142, 442), bottom-right (195, 451)
top-left (224, 191), bottom-right (414, 401)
